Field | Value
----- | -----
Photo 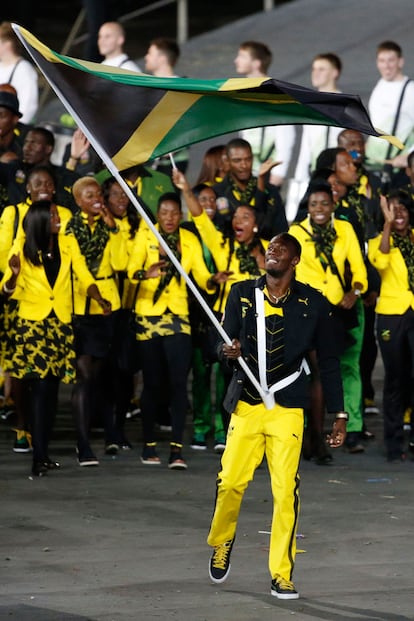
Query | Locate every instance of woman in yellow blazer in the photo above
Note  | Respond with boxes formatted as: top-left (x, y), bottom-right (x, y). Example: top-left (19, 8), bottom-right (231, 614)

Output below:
top-left (0, 166), bottom-right (73, 453)
top-left (289, 181), bottom-right (368, 459)
top-left (172, 168), bottom-right (269, 442)
top-left (128, 191), bottom-right (227, 469)
top-left (65, 177), bottom-right (128, 466)
top-left (1, 200), bottom-right (110, 477)
top-left (101, 176), bottom-right (142, 452)
top-left (368, 190), bottom-right (414, 461)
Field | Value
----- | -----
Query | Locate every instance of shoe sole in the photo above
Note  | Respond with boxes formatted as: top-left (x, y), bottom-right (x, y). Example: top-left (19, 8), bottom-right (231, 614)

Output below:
top-left (208, 562), bottom-right (230, 584)
top-left (190, 445), bottom-right (207, 450)
top-left (270, 589), bottom-right (299, 599)
top-left (168, 461), bottom-right (188, 470)
top-left (140, 457), bottom-right (161, 465)
top-left (78, 460), bottom-right (99, 466)
top-left (13, 447), bottom-right (32, 453)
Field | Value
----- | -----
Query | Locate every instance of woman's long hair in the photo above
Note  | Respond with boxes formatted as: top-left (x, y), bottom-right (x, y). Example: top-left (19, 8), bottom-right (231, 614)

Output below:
top-left (22, 200), bottom-right (53, 266)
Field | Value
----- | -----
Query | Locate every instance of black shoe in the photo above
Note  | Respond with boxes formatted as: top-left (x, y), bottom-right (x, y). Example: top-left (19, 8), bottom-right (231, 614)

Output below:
top-left (271, 575), bottom-right (299, 599)
top-left (44, 458), bottom-right (60, 470)
top-left (31, 462), bottom-right (48, 477)
top-left (104, 443), bottom-right (119, 455)
top-left (209, 538), bottom-right (234, 583)
top-left (78, 447), bottom-right (99, 466)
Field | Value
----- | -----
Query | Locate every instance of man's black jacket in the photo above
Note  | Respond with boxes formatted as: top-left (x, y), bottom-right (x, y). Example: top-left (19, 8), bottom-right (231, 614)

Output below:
top-left (218, 275), bottom-right (344, 414)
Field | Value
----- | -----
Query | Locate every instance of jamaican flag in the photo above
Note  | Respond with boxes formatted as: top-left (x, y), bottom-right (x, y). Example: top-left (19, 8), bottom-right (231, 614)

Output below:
top-left (14, 25), bottom-right (401, 171)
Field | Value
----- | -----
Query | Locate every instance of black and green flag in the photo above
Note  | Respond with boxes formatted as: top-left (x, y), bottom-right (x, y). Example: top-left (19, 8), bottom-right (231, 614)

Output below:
top-left (14, 25), bottom-right (401, 171)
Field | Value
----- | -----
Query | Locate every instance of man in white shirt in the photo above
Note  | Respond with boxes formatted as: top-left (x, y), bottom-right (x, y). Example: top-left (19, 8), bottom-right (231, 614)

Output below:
top-left (0, 21), bottom-right (38, 124)
top-left (234, 41), bottom-right (295, 188)
top-left (293, 53), bottom-right (344, 184)
top-left (97, 22), bottom-right (141, 72)
top-left (144, 38), bottom-right (188, 174)
top-left (365, 40), bottom-right (414, 173)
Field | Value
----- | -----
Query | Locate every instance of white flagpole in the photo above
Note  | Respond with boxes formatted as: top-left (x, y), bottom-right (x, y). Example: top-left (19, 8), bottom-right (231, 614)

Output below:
top-left (13, 25), bottom-right (272, 407)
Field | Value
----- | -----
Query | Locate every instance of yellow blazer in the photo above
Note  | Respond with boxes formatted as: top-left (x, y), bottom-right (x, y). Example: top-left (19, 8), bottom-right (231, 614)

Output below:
top-left (192, 210), bottom-right (268, 312)
top-left (2, 232), bottom-right (96, 323)
top-left (289, 218), bottom-right (368, 305)
top-left (71, 226), bottom-right (128, 315)
top-left (127, 224), bottom-right (213, 316)
top-left (0, 201), bottom-right (72, 274)
top-left (368, 232), bottom-right (414, 314)
top-left (115, 215), bottom-right (142, 309)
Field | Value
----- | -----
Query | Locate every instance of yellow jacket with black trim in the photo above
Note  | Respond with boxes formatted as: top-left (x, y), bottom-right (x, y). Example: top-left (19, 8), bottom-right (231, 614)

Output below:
top-left (71, 223), bottom-right (128, 316)
top-left (0, 201), bottom-right (72, 274)
top-left (368, 232), bottom-right (414, 315)
top-left (1, 232), bottom-right (96, 323)
top-left (192, 209), bottom-right (268, 313)
top-left (127, 224), bottom-right (213, 316)
top-left (289, 218), bottom-right (368, 306)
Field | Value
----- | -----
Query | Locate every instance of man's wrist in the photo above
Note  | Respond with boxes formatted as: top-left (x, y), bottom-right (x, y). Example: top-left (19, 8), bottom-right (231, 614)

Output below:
top-left (335, 412), bottom-right (349, 421)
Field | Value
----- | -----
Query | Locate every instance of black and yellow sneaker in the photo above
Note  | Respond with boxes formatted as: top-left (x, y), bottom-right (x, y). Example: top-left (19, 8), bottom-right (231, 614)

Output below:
top-left (208, 538), bottom-right (234, 583)
top-left (271, 574), bottom-right (299, 599)
top-left (13, 429), bottom-right (32, 453)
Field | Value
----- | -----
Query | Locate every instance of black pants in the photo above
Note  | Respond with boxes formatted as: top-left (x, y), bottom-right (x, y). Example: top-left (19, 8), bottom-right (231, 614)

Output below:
top-left (377, 310), bottom-right (414, 458)
top-left (139, 333), bottom-right (192, 445)
top-left (24, 375), bottom-right (60, 463)
top-left (360, 303), bottom-right (378, 403)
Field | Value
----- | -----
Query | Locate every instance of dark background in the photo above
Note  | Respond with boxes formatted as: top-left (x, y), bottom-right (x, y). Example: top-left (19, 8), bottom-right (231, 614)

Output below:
top-left (1, 1), bottom-right (290, 60)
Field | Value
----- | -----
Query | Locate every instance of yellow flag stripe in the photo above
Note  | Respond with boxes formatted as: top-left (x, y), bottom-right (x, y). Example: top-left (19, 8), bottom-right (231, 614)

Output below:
top-left (113, 91), bottom-right (201, 169)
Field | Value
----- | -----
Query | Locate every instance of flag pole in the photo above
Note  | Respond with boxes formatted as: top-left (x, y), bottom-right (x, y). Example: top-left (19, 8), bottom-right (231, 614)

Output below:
top-left (13, 26), bottom-right (273, 408)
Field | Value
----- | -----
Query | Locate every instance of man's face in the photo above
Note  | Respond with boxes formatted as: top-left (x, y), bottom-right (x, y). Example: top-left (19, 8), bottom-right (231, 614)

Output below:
top-left (335, 151), bottom-right (358, 186)
top-left (227, 147), bottom-right (253, 184)
top-left (98, 24), bottom-right (123, 58)
top-left (23, 131), bottom-right (52, 165)
top-left (0, 106), bottom-right (18, 139)
top-left (145, 44), bottom-right (163, 73)
top-left (265, 237), bottom-right (299, 277)
top-left (376, 50), bottom-right (403, 81)
top-left (340, 130), bottom-right (366, 163)
top-left (234, 48), bottom-right (255, 75)
top-left (311, 59), bottom-right (338, 90)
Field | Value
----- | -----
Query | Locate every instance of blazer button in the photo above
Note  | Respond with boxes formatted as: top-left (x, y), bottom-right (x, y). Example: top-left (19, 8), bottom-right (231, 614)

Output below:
top-left (50, 296), bottom-right (54, 300)
top-left (237, 379), bottom-right (243, 384)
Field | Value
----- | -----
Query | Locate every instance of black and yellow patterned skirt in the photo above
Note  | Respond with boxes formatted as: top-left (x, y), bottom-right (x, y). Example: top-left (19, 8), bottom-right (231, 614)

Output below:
top-left (7, 315), bottom-right (76, 383)
top-left (0, 298), bottom-right (19, 370)
top-left (134, 312), bottom-right (191, 341)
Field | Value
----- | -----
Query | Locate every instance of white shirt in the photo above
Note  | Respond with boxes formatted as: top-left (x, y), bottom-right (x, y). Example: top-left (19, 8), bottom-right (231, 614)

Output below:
top-left (293, 124), bottom-right (343, 183)
top-left (0, 58), bottom-right (39, 123)
top-left (240, 125), bottom-right (296, 180)
top-left (101, 54), bottom-right (141, 73)
top-left (365, 76), bottom-right (414, 166)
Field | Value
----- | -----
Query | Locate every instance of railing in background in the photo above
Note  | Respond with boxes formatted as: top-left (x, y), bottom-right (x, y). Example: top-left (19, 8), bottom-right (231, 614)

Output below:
top-left (63, 0), bottom-right (276, 53)
top-left (39, 0), bottom-right (277, 110)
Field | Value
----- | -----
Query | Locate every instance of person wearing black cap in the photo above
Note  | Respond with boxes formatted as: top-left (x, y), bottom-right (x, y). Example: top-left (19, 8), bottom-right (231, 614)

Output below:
top-left (0, 86), bottom-right (27, 160)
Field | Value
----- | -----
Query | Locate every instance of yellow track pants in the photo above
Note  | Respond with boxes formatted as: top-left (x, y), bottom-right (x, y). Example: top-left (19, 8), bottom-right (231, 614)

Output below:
top-left (207, 399), bottom-right (304, 580)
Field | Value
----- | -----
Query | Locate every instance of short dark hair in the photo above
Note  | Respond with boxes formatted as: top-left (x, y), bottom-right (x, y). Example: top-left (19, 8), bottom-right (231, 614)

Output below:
top-left (150, 37), bottom-right (180, 67)
top-left (377, 40), bottom-right (402, 57)
top-left (313, 52), bottom-right (342, 75)
top-left (27, 126), bottom-right (55, 149)
top-left (315, 147), bottom-right (347, 171)
top-left (157, 191), bottom-right (182, 211)
top-left (226, 138), bottom-right (252, 156)
top-left (307, 180), bottom-right (334, 202)
top-left (239, 41), bottom-right (272, 73)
